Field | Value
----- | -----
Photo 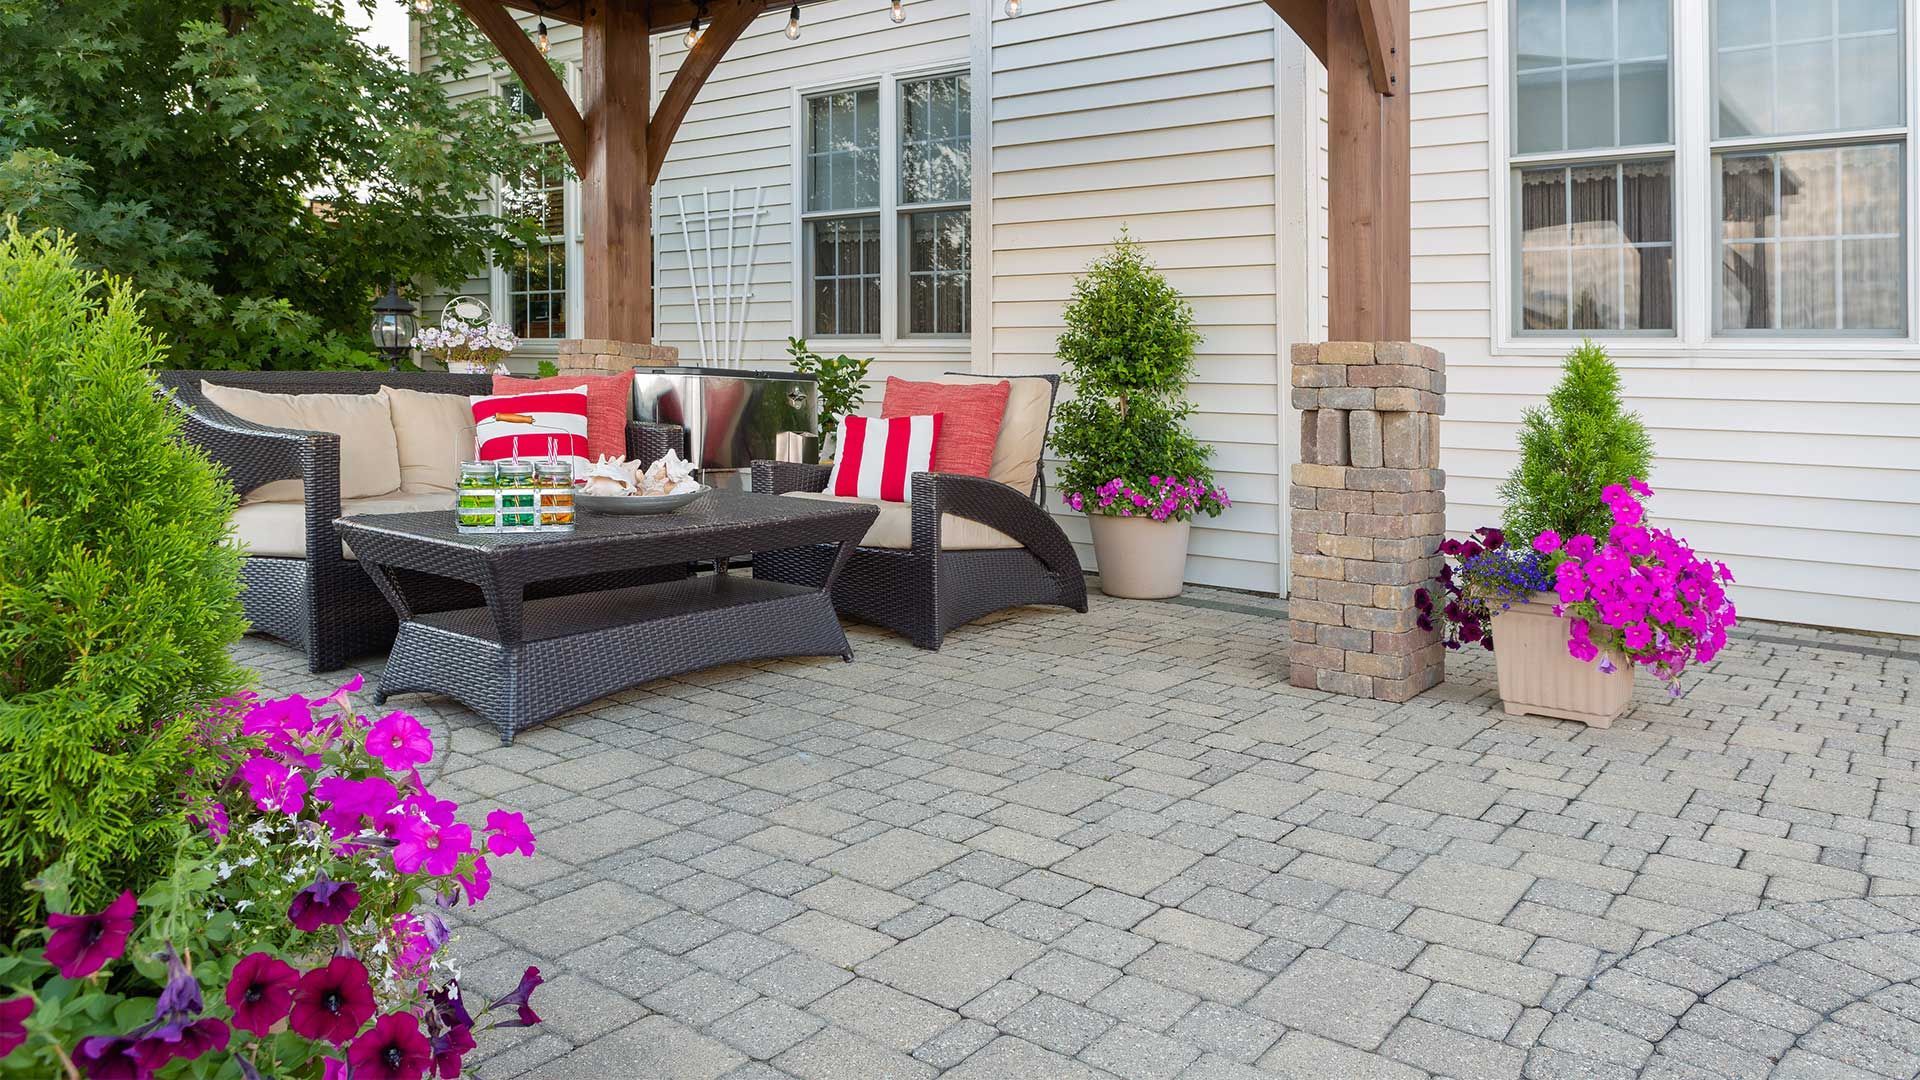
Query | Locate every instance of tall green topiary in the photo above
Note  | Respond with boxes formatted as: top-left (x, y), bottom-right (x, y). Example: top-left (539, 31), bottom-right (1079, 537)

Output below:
top-left (1052, 231), bottom-right (1226, 521)
top-left (0, 225), bottom-right (246, 932)
top-left (1500, 340), bottom-right (1654, 543)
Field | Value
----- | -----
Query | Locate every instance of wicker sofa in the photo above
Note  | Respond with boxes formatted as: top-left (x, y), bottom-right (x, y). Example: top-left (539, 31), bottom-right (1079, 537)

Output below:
top-left (749, 373), bottom-right (1087, 650)
top-left (158, 370), bottom-right (685, 672)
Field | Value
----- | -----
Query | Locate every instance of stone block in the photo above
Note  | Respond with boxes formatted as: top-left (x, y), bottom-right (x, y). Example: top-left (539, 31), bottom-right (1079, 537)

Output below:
top-left (1382, 412), bottom-right (1431, 470)
top-left (1429, 414), bottom-right (1443, 469)
top-left (1290, 485), bottom-right (1317, 509)
top-left (1373, 584), bottom-right (1421, 609)
top-left (1345, 558), bottom-right (1425, 586)
top-left (1317, 579), bottom-right (1374, 606)
top-left (1373, 490), bottom-right (1443, 515)
top-left (1289, 642), bottom-right (1341, 670)
top-left (1374, 536), bottom-right (1437, 561)
top-left (1292, 364), bottom-right (1347, 387)
top-left (1316, 625), bottom-right (1372, 652)
top-left (1374, 386), bottom-right (1444, 414)
top-left (1319, 387), bottom-right (1377, 411)
top-left (1291, 553), bottom-right (1344, 580)
top-left (556, 338), bottom-right (679, 376)
top-left (1316, 668), bottom-right (1373, 696)
top-left (1349, 468), bottom-right (1429, 494)
top-left (1290, 525), bottom-right (1323, 555)
top-left (1291, 619), bottom-right (1317, 642)
top-left (1374, 627), bottom-right (1440, 656)
top-left (1290, 342), bottom-right (1322, 365)
top-left (1291, 464), bottom-right (1348, 489)
top-left (1290, 598), bottom-right (1343, 626)
top-left (1349, 365), bottom-right (1438, 391)
top-left (1292, 508), bottom-right (1345, 535)
top-left (1316, 534), bottom-right (1374, 561)
top-left (1348, 409), bottom-right (1383, 468)
top-left (1346, 605), bottom-right (1419, 633)
top-left (1375, 664), bottom-right (1445, 703)
top-left (1319, 341), bottom-right (1377, 365)
top-left (1315, 408), bottom-right (1350, 466)
top-left (1347, 650), bottom-right (1419, 680)
top-left (1316, 488), bottom-right (1373, 513)
top-left (1348, 513), bottom-right (1412, 540)
top-left (1288, 663), bottom-right (1322, 689)
top-left (1291, 387), bottom-right (1320, 411)
top-left (1373, 341), bottom-right (1445, 371)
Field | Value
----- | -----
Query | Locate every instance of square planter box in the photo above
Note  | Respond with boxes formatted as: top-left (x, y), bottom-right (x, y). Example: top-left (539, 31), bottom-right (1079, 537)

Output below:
top-left (1490, 593), bottom-right (1632, 728)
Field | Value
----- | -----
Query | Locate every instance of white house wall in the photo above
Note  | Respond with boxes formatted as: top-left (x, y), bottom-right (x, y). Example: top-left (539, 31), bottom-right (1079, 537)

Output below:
top-left (1409, 0), bottom-right (1920, 637)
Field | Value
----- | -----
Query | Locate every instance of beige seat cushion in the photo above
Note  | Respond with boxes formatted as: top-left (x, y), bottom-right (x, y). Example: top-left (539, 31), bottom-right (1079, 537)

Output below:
top-left (780, 491), bottom-right (1021, 551)
top-left (381, 386), bottom-right (475, 492)
top-left (201, 383), bottom-right (402, 503)
top-left (927, 374), bottom-right (1052, 494)
top-left (229, 490), bottom-right (453, 560)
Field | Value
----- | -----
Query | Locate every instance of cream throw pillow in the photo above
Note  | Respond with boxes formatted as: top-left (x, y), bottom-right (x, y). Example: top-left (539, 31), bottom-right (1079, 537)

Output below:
top-left (380, 386), bottom-right (475, 492)
top-left (930, 374), bottom-right (1052, 494)
top-left (200, 382), bottom-right (402, 503)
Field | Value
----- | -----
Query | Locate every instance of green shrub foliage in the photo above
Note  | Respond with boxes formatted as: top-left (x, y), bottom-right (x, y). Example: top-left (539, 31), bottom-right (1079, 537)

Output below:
top-left (1051, 232), bottom-right (1221, 515)
top-left (1499, 340), bottom-right (1655, 543)
top-left (0, 226), bottom-right (245, 932)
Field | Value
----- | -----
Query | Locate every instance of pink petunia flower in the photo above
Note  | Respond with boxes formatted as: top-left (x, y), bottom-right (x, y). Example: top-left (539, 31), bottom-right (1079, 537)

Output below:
top-left (1532, 530), bottom-right (1562, 554)
top-left (366, 713), bottom-right (434, 774)
top-left (393, 821), bottom-right (473, 877)
top-left (484, 811), bottom-right (536, 858)
top-left (238, 756), bottom-right (308, 815)
top-left (0, 996), bottom-right (31, 1059)
top-left (458, 856), bottom-right (492, 906)
top-left (315, 776), bottom-right (400, 839)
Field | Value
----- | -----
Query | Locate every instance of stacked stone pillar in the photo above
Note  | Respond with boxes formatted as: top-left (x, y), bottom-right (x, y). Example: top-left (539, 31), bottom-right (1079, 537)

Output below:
top-left (1289, 342), bottom-right (1447, 702)
top-left (556, 338), bottom-right (679, 377)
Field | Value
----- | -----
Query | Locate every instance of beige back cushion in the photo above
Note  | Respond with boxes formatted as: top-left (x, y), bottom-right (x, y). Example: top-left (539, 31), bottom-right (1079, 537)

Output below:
top-left (930, 374), bottom-right (1052, 493)
top-left (381, 386), bottom-right (475, 493)
top-left (200, 382), bottom-right (402, 503)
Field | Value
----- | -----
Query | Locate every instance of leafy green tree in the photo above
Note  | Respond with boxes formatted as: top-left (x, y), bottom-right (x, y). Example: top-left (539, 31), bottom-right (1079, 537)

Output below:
top-left (786, 337), bottom-right (873, 445)
top-left (1499, 340), bottom-right (1655, 542)
top-left (1052, 231), bottom-right (1223, 518)
top-left (0, 0), bottom-right (553, 370)
top-left (0, 226), bottom-right (246, 932)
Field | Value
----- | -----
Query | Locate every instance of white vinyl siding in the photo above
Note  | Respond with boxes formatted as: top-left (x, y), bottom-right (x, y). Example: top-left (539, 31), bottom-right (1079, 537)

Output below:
top-left (1437, 0), bottom-right (1920, 636)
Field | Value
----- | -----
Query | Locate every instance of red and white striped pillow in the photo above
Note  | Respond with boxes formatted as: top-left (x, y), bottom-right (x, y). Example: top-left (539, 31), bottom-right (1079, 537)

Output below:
top-left (828, 414), bottom-right (942, 502)
top-left (470, 386), bottom-right (591, 479)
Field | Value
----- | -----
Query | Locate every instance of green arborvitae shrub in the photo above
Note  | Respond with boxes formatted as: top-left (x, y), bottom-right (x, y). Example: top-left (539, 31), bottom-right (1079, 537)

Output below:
top-left (1052, 231), bottom-right (1225, 521)
top-left (0, 226), bottom-right (246, 933)
top-left (1499, 339), bottom-right (1655, 543)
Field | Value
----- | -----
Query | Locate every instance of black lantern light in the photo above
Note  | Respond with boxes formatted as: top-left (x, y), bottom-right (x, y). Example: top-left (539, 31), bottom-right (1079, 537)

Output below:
top-left (370, 282), bottom-right (418, 369)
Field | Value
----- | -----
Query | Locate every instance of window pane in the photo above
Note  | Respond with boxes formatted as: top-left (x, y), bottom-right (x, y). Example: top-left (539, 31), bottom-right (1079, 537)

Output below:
top-left (805, 88), bottom-right (880, 212)
top-left (901, 74), bottom-right (971, 205)
top-left (905, 210), bottom-right (970, 335)
top-left (808, 216), bottom-right (881, 336)
top-left (1716, 143), bottom-right (1907, 332)
top-left (1712, 0), bottom-right (1904, 137)
top-left (1514, 0), bottom-right (1669, 152)
top-left (1515, 160), bottom-right (1673, 333)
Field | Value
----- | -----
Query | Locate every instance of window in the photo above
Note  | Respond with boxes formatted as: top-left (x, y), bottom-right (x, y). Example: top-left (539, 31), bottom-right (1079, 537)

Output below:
top-left (1511, 0), bottom-right (1675, 333)
top-left (503, 79), bottom-right (543, 121)
top-left (502, 163), bottom-right (568, 339)
top-left (1713, 0), bottom-right (1907, 333)
top-left (801, 71), bottom-right (972, 339)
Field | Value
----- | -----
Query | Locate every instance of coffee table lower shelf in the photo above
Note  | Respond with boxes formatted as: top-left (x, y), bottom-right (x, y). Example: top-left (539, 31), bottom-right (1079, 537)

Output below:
top-left (373, 575), bottom-right (850, 743)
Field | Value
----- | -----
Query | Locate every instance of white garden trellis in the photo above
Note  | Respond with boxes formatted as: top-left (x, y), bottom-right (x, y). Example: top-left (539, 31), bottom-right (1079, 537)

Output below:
top-left (671, 186), bottom-right (769, 368)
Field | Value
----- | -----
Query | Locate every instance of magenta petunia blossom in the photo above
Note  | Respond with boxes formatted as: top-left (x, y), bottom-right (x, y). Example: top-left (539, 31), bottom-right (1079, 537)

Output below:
top-left (392, 820), bottom-right (472, 877)
top-left (44, 890), bottom-right (136, 979)
top-left (348, 1012), bottom-right (433, 1080)
top-left (238, 756), bottom-right (308, 815)
top-left (134, 1018), bottom-right (229, 1071)
top-left (73, 1035), bottom-right (144, 1080)
top-left (366, 712), bottom-right (434, 773)
top-left (457, 856), bottom-right (492, 906)
top-left (483, 810), bottom-right (536, 858)
top-left (483, 967), bottom-right (544, 1029)
top-left (290, 957), bottom-right (376, 1045)
top-left (1532, 530), bottom-right (1562, 554)
top-left (315, 775), bottom-right (400, 839)
top-left (289, 876), bottom-right (362, 932)
top-left (0, 996), bottom-right (30, 1059)
top-left (226, 952), bottom-right (299, 1037)
top-left (430, 1021), bottom-right (477, 1079)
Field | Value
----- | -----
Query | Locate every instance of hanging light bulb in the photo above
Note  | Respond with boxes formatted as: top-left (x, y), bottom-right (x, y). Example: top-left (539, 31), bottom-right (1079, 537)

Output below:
top-left (786, 3), bottom-right (802, 39)
top-left (685, 8), bottom-right (703, 47)
top-left (1004, 0), bottom-right (1020, 14)
top-left (412, 0), bottom-right (432, 12)
top-left (891, 0), bottom-right (907, 23)
top-left (534, 18), bottom-right (551, 55)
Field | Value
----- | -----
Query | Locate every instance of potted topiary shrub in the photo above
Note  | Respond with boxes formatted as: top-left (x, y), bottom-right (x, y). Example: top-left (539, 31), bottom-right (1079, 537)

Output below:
top-left (1052, 231), bottom-right (1229, 598)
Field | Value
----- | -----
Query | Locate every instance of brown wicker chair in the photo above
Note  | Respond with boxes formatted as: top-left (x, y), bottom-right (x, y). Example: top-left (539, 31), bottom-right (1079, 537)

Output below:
top-left (158, 370), bottom-right (686, 672)
top-left (749, 373), bottom-right (1086, 650)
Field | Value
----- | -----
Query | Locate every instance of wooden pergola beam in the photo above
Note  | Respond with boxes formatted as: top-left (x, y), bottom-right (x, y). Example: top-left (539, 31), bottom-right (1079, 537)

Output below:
top-left (1353, 0), bottom-right (1397, 94)
top-left (1324, 0), bottom-right (1409, 340)
top-left (648, 0), bottom-right (761, 179)
top-left (454, 0), bottom-right (589, 171)
top-left (1263, 0), bottom-right (1328, 65)
top-left (495, 0), bottom-right (585, 24)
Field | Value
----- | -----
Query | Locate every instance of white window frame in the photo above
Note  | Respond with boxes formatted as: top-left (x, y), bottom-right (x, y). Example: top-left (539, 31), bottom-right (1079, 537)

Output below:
top-left (789, 60), bottom-right (973, 350)
top-left (488, 66), bottom-right (583, 356)
top-left (1489, 0), bottom-right (1920, 357)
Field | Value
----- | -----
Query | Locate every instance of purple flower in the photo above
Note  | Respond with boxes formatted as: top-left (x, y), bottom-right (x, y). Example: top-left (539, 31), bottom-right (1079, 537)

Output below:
top-left (0, 996), bottom-right (31, 1060)
top-left (1532, 530), bottom-right (1562, 554)
top-left (290, 957), bottom-right (376, 1045)
top-left (44, 891), bottom-right (136, 979)
top-left (153, 947), bottom-right (203, 1024)
top-left (73, 1035), bottom-right (143, 1080)
top-left (134, 1018), bottom-right (229, 1071)
top-left (483, 966), bottom-right (544, 1029)
top-left (238, 756), bottom-right (307, 815)
top-left (348, 1012), bottom-right (432, 1080)
top-left (1598, 656), bottom-right (1618, 675)
top-left (483, 811), bottom-right (536, 858)
top-left (289, 876), bottom-right (362, 932)
top-left (393, 820), bottom-right (472, 876)
top-left (226, 952), bottom-right (298, 1037)
top-left (316, 775), bottom-right (400, 840)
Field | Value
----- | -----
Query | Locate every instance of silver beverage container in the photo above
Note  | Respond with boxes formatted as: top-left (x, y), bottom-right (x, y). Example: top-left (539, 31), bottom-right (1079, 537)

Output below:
top-left (632, 366), bottom-right (818, 491)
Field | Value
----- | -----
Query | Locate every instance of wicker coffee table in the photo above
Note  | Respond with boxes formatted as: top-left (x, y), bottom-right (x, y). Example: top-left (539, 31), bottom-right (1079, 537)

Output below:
top-left (336, 493), bottom-right (878, 743)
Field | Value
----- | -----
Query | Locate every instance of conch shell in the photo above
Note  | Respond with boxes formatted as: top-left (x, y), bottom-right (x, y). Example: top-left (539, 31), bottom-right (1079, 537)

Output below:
top-left (579, 455), bottom-right (635, 497)
top-left (637, 449), bottom-right (700, 496)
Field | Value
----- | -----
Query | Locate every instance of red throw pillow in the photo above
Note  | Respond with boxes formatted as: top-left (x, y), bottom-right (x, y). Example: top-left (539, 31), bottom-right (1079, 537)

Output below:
top-left (470, 386), bottom-right (591, 478)
top-left (493, 372), bottom-right (629, 461)
top-left (880, 377), bottom-right (1010, 478)
top-left (828, 414), bottom-right (942, 503)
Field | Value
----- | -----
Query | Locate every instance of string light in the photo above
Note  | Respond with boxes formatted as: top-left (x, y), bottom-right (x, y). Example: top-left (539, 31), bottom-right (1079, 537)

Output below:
top-left (891, 0), bottom-right (906, 22)
top-left (785, 3), bottom-right (801, 39)
top-left (412, 0), bottom-right (431, 12)
top-left (534, 17), bottom-right (550, 55)
top-left (685, 1), bottom-right (706, 47)
top-left (1005, 0), bottom-right (1020, 14)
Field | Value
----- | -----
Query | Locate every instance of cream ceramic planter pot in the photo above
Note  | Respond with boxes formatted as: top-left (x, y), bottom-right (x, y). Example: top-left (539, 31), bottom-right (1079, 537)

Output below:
top-left (1490, 593), bottom-right (1633, 728)
top-left (1088, 514), bottom-right (1191, 599)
